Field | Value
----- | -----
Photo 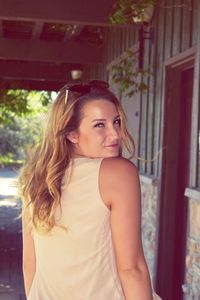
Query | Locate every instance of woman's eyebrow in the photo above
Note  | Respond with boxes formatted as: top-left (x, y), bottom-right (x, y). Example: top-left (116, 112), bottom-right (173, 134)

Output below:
top-left (91, 118), bottom-right (106, 123)
top-left (91, 115), bottom-right (120, 123)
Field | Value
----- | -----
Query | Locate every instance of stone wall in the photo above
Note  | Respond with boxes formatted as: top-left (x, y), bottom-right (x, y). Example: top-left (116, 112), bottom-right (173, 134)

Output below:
top-left (183, 192), bottom-right (200, 300)
top-left (140, 175), bottom-right (160, 286)
top-left (139, 181), bottom-right (200, 300)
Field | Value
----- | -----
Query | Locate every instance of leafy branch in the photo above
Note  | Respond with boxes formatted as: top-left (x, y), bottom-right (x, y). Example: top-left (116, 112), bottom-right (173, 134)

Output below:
top-left (109, 0), bottom-right (192, 25)
top-left (109, 0), bottom-right (156, 25)
top-left (0, 89), bottom-right (51, 125)
top-left (110, 49), bottom-right (151, 98)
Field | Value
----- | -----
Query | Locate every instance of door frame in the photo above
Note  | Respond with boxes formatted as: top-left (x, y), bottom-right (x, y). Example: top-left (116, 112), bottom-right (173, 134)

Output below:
top-left (156, 46), bottom-right (197, 300)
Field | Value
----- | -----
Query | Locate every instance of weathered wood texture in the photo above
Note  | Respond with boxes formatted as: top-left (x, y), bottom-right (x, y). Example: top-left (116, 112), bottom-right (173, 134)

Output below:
top-left (101, 0), bottom-right (199, 177)
top-left (0, 0), bottom-right (116, 26)
top-left (0, 38), bottom-right (103, 64)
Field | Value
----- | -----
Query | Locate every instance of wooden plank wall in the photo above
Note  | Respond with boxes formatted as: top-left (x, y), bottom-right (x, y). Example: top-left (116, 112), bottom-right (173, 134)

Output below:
top-left (138, 0), bottom-right (198, 176)
top-left (94, 0), bottom-right (198, 177)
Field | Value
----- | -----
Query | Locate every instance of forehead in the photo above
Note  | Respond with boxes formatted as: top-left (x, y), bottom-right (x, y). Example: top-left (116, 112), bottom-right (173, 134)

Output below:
top-left (81, 99), bottom-right (118, 118)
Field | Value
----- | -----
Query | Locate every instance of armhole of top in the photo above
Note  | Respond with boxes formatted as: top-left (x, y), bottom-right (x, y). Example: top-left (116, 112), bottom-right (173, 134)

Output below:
top-left (97, 158), bottom-right (110, 212)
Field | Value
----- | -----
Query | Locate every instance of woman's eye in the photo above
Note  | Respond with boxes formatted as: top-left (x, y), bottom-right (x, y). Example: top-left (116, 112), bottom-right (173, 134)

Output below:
top-left (94, 122), bottom-right (104, 128)
top-left (114, 119), bottom-right (121, 126)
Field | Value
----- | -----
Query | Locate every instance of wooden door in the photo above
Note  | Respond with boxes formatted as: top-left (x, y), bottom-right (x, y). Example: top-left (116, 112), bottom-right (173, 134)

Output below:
top-left (156, 64), bottom-right (193, 300)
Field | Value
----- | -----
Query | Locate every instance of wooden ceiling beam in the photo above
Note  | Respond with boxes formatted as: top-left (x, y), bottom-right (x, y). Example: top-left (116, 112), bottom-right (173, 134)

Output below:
top-left (0, 60), bottom-right (80, 81)
top-left (0, 37), bottom-right (103, 64)
top-left (0, 78), bottom-right (66, 91)
top-left (0, 0), bottom-right (116, 26)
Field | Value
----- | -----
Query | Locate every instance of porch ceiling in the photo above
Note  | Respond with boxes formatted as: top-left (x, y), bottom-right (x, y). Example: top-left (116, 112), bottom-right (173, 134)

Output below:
top-left (0, 0), bottom-right (117, 90)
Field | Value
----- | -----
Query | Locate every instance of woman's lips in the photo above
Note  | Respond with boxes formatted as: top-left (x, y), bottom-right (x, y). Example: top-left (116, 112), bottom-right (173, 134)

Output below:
top-left (106, 144), bottom-right (119, 148)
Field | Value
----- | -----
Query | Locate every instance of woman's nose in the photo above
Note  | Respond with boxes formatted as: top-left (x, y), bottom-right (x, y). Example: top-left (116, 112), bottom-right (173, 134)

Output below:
top-left (108, 125), bottom-right (119, 138)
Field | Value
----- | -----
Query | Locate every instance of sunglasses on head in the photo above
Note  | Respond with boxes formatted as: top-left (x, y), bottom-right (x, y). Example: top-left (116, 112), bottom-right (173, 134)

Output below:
top-left (63, 80), bottom-right (109, 104)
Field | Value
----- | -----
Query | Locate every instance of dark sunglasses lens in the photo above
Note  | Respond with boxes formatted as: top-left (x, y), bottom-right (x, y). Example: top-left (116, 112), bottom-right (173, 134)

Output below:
top-left (69, 85), bottom-right (90, 94)
top-left (88, 80), bottom-right (109, 89)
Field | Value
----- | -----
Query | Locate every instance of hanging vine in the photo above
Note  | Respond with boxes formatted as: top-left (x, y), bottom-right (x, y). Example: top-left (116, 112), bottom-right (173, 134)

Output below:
top-left (109, 0), bottom-right (192, 97)
top-left (110, 49), bottom-right (151, 98)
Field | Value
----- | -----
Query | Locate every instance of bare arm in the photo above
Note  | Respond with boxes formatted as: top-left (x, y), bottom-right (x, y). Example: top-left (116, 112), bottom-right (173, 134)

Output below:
top-left (22, 208), bottom-right (36, 297)
top-left (100, 157), bottom-right (153, 300)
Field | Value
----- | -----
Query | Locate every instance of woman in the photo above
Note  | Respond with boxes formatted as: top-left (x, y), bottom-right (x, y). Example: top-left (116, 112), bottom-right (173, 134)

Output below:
top-left (19, 80), bottom-right (157, 300)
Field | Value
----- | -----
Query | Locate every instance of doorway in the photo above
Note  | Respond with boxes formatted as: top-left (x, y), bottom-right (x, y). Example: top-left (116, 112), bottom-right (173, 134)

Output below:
top-left (156, 52), bottom-right (194, 300)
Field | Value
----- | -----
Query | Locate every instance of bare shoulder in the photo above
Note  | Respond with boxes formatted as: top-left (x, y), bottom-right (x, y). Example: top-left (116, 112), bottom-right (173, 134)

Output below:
top-left (99, 157), bottom-right (140, 208)
top-left (100, 156), bottom-right (138, 181)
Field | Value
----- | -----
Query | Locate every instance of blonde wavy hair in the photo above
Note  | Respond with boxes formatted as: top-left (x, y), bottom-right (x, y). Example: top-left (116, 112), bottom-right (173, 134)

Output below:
top-left (18, 80), bottom-right (136, 232)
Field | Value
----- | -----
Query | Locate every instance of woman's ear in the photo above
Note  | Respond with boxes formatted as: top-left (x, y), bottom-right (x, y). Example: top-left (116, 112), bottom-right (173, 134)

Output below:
top-left (66, 131), bottom-right (78, 144)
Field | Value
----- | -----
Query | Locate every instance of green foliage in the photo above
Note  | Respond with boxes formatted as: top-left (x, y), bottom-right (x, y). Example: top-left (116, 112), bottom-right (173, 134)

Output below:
top-left (0, 89), bottom-right (51, 165)
top-left (109, 0), bottom-right (156, 24)
top-left (109, 0), bottom-right (133, 25)
top-left (0, 89), bottom-right (51, 124)
top-left (0, 114), bottom-right (44, 162)
top-left (110, 49), bottom-right (150, 97)
top-left (0, 153), bottom-right (22, 166)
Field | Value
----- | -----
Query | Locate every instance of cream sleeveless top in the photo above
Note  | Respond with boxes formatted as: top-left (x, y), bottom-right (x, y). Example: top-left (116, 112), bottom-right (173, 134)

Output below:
top-left (28, 157), bottom-right (125, 300)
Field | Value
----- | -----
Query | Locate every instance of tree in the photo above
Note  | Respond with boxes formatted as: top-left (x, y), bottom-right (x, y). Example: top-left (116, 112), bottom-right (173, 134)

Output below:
top-left (0, 89), bottom-right (51, 124)
top-left (0, 89), bottom-right (52, 165)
